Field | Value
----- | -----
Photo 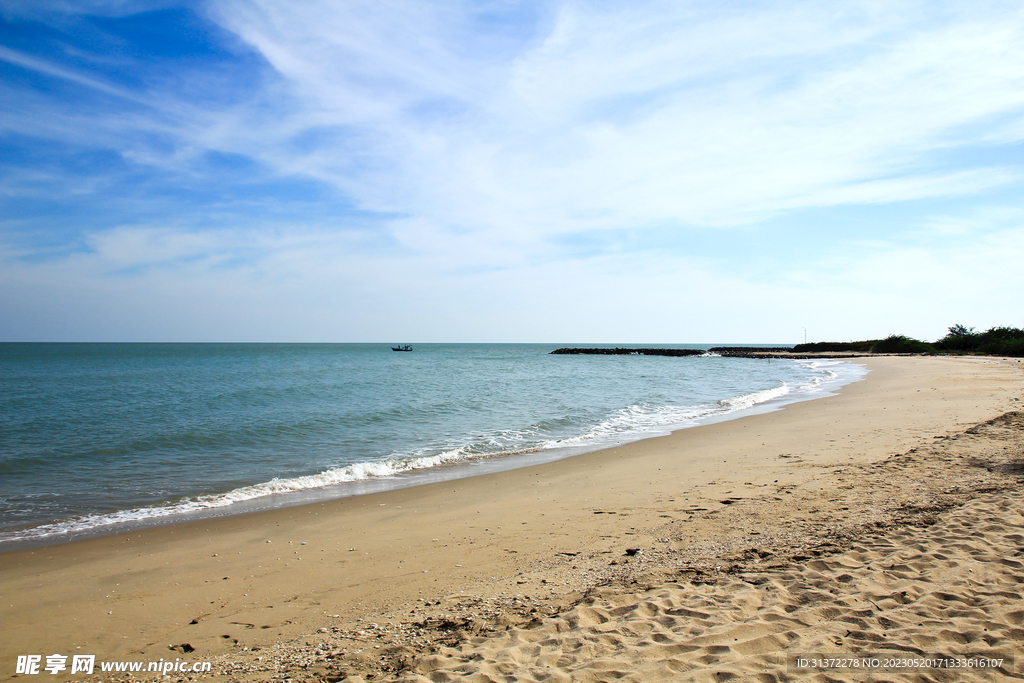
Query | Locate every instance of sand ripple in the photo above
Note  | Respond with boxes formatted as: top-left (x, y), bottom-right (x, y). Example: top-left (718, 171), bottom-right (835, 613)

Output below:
top-left (384, 489), bottom-right (1023, 683)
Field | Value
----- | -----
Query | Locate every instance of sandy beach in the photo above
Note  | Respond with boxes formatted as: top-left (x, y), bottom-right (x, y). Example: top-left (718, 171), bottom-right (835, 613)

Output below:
top-left (2, 355), bottom-right (1023, 682)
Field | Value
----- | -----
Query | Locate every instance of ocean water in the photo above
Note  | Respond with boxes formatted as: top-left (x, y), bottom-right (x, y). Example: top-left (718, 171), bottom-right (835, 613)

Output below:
top-left (0, 343), bottom-right (864, 547)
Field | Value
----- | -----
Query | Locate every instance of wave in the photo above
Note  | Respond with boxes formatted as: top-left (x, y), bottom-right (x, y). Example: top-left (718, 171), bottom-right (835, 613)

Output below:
top-left (0, 359), bottom-right (862, 545)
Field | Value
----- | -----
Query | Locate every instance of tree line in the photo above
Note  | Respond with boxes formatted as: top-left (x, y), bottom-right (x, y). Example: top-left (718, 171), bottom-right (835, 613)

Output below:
top-left (792, 325), bottom-right (1024, 356)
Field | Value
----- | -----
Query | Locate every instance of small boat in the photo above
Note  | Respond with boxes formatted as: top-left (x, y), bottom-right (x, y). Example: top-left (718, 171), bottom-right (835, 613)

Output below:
top-left (391, 344), bottom-right (413, 352)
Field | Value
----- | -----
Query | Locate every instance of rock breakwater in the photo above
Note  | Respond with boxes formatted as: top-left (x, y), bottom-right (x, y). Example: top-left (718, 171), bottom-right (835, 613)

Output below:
top-left (549, 347), bottom-right (795, 357)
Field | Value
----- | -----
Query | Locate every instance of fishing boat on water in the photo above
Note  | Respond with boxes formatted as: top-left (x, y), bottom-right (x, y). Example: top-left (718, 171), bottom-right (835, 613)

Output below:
top-left (391, 344), bottom-right (413, 352)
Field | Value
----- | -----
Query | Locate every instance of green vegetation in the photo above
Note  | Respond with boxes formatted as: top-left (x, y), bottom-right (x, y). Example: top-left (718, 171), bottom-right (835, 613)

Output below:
top-left (792, 325), bottom-right (1024, 357)
top-left (788, 340), bottom-right (877, 353)
top-left (872, 335), bottom-right (938, 354)
top-left (934, 325), bottom-right (1024, 356)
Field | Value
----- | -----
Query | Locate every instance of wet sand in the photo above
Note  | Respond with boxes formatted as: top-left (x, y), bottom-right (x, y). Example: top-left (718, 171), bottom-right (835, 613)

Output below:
top-left (1, 355), bottom-right (1022, 682)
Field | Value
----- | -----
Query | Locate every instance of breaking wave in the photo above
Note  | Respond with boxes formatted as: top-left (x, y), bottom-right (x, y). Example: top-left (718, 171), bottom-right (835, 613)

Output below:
top-left (0, 358), bottom-right (861, 545)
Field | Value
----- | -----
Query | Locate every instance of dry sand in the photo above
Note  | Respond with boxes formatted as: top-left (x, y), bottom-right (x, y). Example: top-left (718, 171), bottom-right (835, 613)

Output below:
top-left (1, 355), bottom-right (1023, 682)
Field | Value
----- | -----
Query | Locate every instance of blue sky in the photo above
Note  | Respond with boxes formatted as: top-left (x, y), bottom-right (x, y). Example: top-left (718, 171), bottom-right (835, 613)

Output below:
top-left (1, 0), bottom-right (1023, 342)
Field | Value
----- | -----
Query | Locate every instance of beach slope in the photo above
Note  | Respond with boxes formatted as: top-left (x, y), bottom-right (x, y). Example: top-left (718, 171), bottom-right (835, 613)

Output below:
top-left (1, 356), bottom-right (1022, 682)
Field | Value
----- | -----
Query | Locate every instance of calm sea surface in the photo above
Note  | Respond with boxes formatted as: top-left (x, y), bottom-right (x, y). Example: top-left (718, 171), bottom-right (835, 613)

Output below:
top-left (0, 343), bottom-right (864, 546)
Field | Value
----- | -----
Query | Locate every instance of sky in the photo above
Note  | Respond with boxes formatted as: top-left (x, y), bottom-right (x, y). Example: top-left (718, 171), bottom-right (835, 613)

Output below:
top-left (1, 0), bottom-right (1023, 343)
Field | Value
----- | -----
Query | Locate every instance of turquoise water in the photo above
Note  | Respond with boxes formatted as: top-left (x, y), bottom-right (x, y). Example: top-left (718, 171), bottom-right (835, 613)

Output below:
top-left (0, 343), bottom-right (863, 546)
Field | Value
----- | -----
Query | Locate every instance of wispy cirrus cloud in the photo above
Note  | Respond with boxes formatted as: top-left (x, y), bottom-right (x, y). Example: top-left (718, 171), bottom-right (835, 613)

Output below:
top-left (156, 0), bottom-right (1024, 288)
top-left (2, 0), bottom-right (1024, 341)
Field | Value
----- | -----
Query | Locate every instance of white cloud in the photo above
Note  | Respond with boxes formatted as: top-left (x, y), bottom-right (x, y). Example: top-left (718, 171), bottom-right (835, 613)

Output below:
top-left (3, 0), bottom-right (1024, 341)
top-left (4, 212), bottom-right (1022, 342)
top-left (180, 1), bottom-right (1024, 252)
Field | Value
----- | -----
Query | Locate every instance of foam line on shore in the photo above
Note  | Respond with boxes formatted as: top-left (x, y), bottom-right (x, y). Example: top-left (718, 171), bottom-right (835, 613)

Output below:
top-left (0, 359), bottom-right (860, 546)
top-left (1, 355), bottom-right (1020, 682)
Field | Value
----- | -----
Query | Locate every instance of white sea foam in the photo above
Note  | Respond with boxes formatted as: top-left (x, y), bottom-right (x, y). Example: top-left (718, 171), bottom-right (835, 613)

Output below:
top-left (0, 448), bottom-right (480, 543)
top-left (0, 357), bottom-right (865, 545)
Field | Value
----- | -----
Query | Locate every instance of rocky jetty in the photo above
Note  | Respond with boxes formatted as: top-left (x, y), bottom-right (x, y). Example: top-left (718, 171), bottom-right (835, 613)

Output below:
top-left (549, 347), bottom-right (795, 357)
top-left (708, 346), bottom-right (795, 356)
top-left (549, 347), bottom-right (705, 356)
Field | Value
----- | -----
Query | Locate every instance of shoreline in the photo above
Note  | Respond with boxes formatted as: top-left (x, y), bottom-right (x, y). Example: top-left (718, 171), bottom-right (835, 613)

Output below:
top-left (1, 355), bottom-right (1023, 681)
top-left (0, 356), bottom-right (861, 553)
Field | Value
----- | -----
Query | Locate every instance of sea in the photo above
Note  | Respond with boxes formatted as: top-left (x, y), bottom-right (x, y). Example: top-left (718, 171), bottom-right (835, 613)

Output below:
top-left (0, 343), bottom-right (865, 549)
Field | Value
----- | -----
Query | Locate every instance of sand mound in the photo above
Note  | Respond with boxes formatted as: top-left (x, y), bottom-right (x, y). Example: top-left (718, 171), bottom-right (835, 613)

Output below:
top-left (391, 490), bottom-right (1022, 682)
top-left (195, 410), bottom-right (1023, 683)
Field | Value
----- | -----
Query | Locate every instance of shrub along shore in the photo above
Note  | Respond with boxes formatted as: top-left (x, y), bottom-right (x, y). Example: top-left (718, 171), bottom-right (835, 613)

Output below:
top-left (792, 324), bottom-right (1024, 356)
top-left (552, 325), bottom-right (1024, 357)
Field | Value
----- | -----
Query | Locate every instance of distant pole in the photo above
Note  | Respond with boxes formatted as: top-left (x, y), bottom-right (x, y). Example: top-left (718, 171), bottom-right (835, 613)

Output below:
top-left (803, 327), bottom-right (807, 344)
